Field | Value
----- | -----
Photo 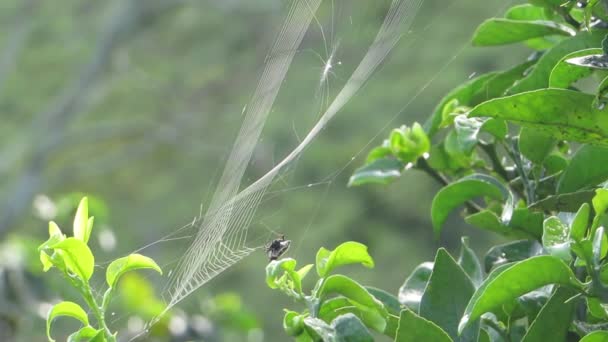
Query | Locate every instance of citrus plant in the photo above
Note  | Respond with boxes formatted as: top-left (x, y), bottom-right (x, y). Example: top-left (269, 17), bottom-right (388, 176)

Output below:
top-left (270, 0), bottom-right (608, 341)
top-left (39, 197), bottom-right (162, 342)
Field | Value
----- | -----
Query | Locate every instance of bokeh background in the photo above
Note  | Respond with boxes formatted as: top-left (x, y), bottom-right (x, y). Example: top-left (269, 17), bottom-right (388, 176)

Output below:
top-left (0, 0), bottom-right (530, 341)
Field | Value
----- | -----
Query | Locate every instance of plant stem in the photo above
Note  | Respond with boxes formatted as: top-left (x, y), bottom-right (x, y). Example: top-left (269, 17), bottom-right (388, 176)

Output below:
top-left (504, 139), bottom-right (535, 204)
top-left (82, 284), bottom-right (115, 342)
top-left (478, 142), bottom-right (509, 181)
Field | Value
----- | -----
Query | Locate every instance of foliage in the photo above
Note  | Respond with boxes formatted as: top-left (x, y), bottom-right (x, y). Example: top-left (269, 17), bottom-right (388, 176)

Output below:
top-left (38, 197), bottom-right (162, 342)
top-left (318, 0), bottom-right (608, 340)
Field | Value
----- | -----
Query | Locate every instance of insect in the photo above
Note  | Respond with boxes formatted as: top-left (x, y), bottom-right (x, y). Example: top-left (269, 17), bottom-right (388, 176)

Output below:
top-left (265, 234), bottom-right (291, 261)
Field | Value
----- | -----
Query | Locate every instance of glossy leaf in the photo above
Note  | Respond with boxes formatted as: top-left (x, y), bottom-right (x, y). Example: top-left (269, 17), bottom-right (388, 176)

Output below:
top-left (47, 301), bottom-right (89, 342)
top-left (542, 216), bottom-right (572, 261)
top-left (319, 274), bottom-right (388, 315)
top-left (318, 298), bottom-right (386, 334)
top-left (484, 240), bottom-right (543, 273)
top-left (453, 115), bottom-right (483, 154)
top-left (558, 145), bottom-right (608, 193)
top-left (458, 237), bottom-right (483, 287)
top-left (425, 73), bottom-right (497, 137)
top-left (472, 18), bottom-right (573, 46)
top-left (398, 262), bottom-right (433, 312)
top-left (520, 287), bottom-right (576, 342)
top-left (106, 254), bottom-right (162, 288)
top-left (67, 326), bottom-right (102, 342)
top-left (303, 317), bottom-right (334, 341)
top-left (567, 54), bottom-right (608, 70)
top-left (507, 31), bottom-right (605, 94)
top-left (593, 189), bottom-right (608, 219)
top-left (332, 313), bottom-right (373, 342)
top-left (580, 331), bottom-right (608, 342)
top-left (73, 197), bottom-right (90, 243)
top-left (348, 158), bottom-right (403, 187)
top-left (458, 255), bottom-right (582, 333)
top-left (549, 48), bottom-right (603, 88)
top-left (395, 309), bottom-right (453, 342)
top-left (431, 174), bottom-right (510, 238)
top-left (469, 89), bottom-right (608, 144)
top-left (50, 237), bottom-right (95, 280)
top-left (571, 203), bottom-right (591, 241)
top-left (420, 249), bottom-right (477, 341)
top-left (318, 275), bottom-right (387, 316)
top-left (316, 241), bottom-right (374, 277)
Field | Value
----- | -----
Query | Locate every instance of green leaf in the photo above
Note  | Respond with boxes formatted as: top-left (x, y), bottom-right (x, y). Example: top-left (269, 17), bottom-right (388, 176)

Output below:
top-left (595, 74), bottom-right (608, 108)
top-left (315, 241), bottom-right (374, 277)
top-left (542, 216), bottom-right (572, 261)
top-left (395, 309), bottom-right (453, 342)
top-left (48, 221), bottom-right (63, 238)
top-left (458, 237), bottom-right (483, 287)
top-left (549, 48), bottom-right (603, 88)
top-left (389, 123), bottom-right (430, 164)
top-left (424, 73), bottom-right (497, 137)
top-left (469, 89), bottom-right (608, 145)
top-left (106, 254), bottom-right (162, 289)
top-left (331, 313), bottom-right (374, 342)
top-left (458, 255), bottom-right (582, 333)
top-left (398, 262), bottom-right (433, 312)
top-left (47, 301), bottom-right (89, 342)
top-left (318, 298), bottom-right (387, 335)
top-left (40, 251), bottom-right (54, 272)
top-left (49, 237), bottom-right (95, 281)
top-left (474, 61), bottom-right (537, 104)
top-left (580, 331), bottom-right (608, 342)
top-left (318, 275), bottom-right (387, 316)
top-left (572, 203), bottom-right (591, 241)
top-left (420, 249), bottom-right (477, 342)
top-left (521, 287), bottom-right (576, 342)
top-left (266, 258), bottom-right (297, 290)
top-left (67, 326), bottom-right (102, 342)
top-left (558, 145), bottom-right (608, 193)
top-left (529, 190), bottom-right (596, 212)
top-left (472, 18), bottom-right (573, 46)
top-left (519, 127), bottom-right (555, 163)
top-left (453, 115), bottom-right (483, 154)
top-left (484, 240), bottom-right (542, 273)
top-left (303, 317), bottom-right (334, 341)
top-left (283, 310), bottom-right (305, 336)
top-left (73, 197), bottom-right (90, 243)
top-left (505, 4), bottom-right (549, 20)
top-left (508, 31), bottom-right (605, 94)
top-left (348, 158), bottom-right (404, 187)
top-left (567, 54), bottom-right (608, 70)
top-left (431, 174), bottom-right (509, 238)
top-left (593, 188), bottom-right (608, 218)
top-left (366, 287), bottom-right (401, 315)
top-left (465, 209), bottom-right (542, 239)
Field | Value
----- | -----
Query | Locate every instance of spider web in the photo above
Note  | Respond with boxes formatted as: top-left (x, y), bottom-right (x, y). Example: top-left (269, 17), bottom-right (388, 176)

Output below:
top-left (121, 0), bottom-right (427, 331)
top-left (111, 0), bottom-right (516, 337)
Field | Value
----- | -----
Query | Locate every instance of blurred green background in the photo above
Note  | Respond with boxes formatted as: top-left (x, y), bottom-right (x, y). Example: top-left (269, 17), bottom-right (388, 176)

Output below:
top-left (0, 0), bottom-right (529, 341)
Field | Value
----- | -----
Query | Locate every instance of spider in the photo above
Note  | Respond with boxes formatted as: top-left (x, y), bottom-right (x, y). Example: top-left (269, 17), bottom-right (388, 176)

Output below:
top-left (265, 234), bottom-right (291, 261)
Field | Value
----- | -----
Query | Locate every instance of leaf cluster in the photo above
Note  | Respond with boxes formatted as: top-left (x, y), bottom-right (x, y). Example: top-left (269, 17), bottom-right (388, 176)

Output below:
top-left (346, 1), bottom-right (608, 340)
top-left (39, 197), bottom-right (162, 342)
